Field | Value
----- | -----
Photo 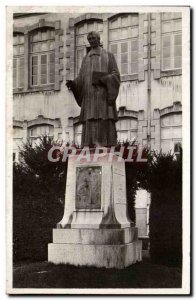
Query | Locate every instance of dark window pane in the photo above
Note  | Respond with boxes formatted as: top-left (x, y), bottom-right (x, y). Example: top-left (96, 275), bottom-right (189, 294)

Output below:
top-left (162, 58), bottom-right (171, 70)
top-left (32, 75), bottom-right (38, 85)
top-left (41, 55), bottom-right (47, 64)
top-left (121, 53), bottom-right (128, 63)
top-left (32, 66), bottom-right (38, 75)
top-left (131, 62), bottom-right (138, 74)
top-left (13, 58), bottom-right (17, 68)
top-left (19, 67), bottom-right (24, 87)
top-left (163, 47), bottom-right (171, 58)
top-left (19, 58), bottom-right (24, 87)
top-left (19, 58), bottom-right (24, 67)
top-left (41, 75), bottom-right (47, 84)
top-left (121, 63), bottom-right (128, 75)
top-left (50, 63), bottom-right (55, 74)
top-left (13, 68), bottom-right (17, 89)
top-left (131, 39), bottom-right (138, 51)
top-left (131, 51), bottom-right (138, 62)
top-left (32, 56), bottom-right (38, 66)
top-left (121, 42), bottom-right (128, 53)
top-left (174, 34), bottom-right (182, 46)
top-left (162, 35), bottom-right (171, 48)
top-left (174, 45), bottom-right (182, 57)
top-left (41, 64), bottom-right (47, 75)
top-left (49, 73), bottom-right (55, 83)
top-left (111, 44), bottom-right (117, 54)
top-left (50, 52), bottom-right (55, 63)
top-left (174, 57), bottom-right (182, 68)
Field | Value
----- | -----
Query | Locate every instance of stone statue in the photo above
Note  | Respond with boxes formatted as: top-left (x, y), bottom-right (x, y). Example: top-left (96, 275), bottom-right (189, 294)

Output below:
top-left (66, 31), bottom-right (120, 147)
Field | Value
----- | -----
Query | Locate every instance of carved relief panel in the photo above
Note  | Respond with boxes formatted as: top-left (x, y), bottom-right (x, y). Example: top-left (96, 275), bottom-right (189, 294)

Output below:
top-left (76, 166), bottom-right (102, 209)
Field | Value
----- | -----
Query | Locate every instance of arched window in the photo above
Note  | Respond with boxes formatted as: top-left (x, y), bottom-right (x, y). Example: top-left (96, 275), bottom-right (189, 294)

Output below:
top-left (28, 124), bottom-right (54, 146)
top-left (116, 117), bottom-right (137, 143)
top-left (13, 33), bottom-right (24, 89)
top-left (160, 112), bottom-right (182, 152)
top-left (29, 27), bottom-right (55, 86)
top-left (109, 14), bottom-right (139, 76)
top-left (75, 20), bottom-right (103, 75)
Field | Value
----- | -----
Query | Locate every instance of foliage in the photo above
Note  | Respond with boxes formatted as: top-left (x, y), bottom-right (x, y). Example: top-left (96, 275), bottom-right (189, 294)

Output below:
top-left (13, 136), bottom-right (68, 261)
top-left (137, 149), bottom-right (182, 266)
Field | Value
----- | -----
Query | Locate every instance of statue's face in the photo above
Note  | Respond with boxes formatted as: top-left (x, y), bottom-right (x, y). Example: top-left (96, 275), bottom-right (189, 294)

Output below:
top-left (87, 34), bottom-right (99, 48)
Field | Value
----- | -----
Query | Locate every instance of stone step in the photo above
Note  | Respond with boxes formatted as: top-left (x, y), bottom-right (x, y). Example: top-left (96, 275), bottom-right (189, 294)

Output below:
top-left (52, 227), bottom-right (138, 245)
top-left (48, 240), bottom-right (142, 269)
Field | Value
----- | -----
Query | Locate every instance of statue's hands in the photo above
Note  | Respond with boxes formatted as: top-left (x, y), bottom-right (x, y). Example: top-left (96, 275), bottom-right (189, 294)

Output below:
top-left (66, 80), bottom-right (74, 90)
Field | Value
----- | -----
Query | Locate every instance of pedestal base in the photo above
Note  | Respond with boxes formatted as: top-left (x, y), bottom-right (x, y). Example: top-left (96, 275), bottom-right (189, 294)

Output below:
top-left (48, 228), bottom-right (142, 269)
top-left (48, 154), bottom-right (142, 269)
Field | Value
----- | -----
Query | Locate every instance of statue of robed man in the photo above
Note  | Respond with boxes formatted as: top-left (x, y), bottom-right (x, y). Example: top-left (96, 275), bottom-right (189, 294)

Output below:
top-left (66, 31), bottom-right (120, 147)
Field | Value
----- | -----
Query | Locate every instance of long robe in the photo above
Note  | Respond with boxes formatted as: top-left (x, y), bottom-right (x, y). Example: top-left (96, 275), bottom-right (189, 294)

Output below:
top-left (71, 46), bottom-right (120, 147)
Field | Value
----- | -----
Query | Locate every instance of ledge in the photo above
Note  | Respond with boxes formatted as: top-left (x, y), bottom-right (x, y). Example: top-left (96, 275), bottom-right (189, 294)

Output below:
top-left (121, 74), bottom-right (138, 82)
top-left (13, 84), bottom-right (55, 94)
top-left (160, 69), bottom-right (182, 77)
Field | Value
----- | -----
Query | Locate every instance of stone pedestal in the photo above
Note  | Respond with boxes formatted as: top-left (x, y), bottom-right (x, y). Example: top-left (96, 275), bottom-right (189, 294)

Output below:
top-left (48, 153), bottom-right (142, 269)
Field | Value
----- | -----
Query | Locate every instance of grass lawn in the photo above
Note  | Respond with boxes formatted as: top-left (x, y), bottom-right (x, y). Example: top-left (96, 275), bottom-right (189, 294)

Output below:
top-left (13, 258), bottom-right (182, 289)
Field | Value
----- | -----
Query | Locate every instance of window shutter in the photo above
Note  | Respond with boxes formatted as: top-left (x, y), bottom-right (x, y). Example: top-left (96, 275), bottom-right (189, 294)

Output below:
top-left (121, 42), bottom-right (128, 75)
top-left (41, 54), bottom-right (47, 84)
top-left (110, 43), bottom-right (119, 69)
top-left (32, 56), bottom-right (38, 86)
top-left (130, 39), bottom-right (138, 74)
top-left (162, 35), bottom-right (171, 70)
top-left (174, 34), bottom-right (182, 69)
top-left (76, 48), bottom-right (85, 75)
top-left (19, 57), bottom-right (24, 88)
top-left (13, 58), bottom-right (17, 89)
top-left (49, 52), bottom-right (55, 83)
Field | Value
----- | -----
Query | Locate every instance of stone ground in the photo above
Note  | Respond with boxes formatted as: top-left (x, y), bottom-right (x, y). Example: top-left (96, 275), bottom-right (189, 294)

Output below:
top-left (13, 258), bottom-right (182, 289)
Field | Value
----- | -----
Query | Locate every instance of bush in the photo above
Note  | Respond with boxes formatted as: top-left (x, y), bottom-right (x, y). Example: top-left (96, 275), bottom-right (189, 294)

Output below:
top-left (138, 150), bottom-right (182, 266)
top-left (13, 137), bottom-right (68, 262)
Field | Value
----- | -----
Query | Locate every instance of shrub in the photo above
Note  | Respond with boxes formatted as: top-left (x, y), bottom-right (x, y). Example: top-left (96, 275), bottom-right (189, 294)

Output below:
top-left (138, 150), bottom-right (182, 266)
top-left (13, 137), bottom-right (68, 261)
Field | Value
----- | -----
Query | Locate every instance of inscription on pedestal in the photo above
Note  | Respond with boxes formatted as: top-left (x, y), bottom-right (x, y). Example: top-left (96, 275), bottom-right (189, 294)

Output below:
top-left (76, 166), bottom-right (102, 209)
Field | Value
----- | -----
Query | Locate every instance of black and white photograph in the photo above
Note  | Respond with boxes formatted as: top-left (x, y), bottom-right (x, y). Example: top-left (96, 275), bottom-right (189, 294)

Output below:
top-left (6, 5), bottom-right (190, 295)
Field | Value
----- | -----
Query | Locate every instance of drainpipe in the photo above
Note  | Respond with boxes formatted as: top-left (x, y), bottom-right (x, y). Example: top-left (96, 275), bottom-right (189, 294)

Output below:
top-left (147, 13), bottom-right (151, 149)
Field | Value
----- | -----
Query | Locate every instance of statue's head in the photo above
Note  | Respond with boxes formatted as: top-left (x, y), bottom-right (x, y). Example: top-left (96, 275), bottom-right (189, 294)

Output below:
top-left (87, 31), bottom-right (100, 48)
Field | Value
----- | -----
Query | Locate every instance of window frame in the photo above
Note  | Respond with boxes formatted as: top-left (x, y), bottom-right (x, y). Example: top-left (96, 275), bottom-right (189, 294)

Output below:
top-left (109, 14), bottom-right (139, 78)
top-left (161, 18), bottom-right (182, 72)
top-left (29, 52), bottom-right (55, 87)
top-left (13, 19), bottom-right (63, 94)
top-left (13, 33), bottom-right (24, 90)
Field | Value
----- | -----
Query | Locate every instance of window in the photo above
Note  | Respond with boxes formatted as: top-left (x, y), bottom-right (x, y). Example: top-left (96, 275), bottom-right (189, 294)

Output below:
top-left (29, 124), bottom-right (54, 138)
top-left (109, 14), bottom-right (139, 75)
top-left (160, 113), bottom-right (182, 153)
top-left (116, 118), bottom-right (137, 143)
top-left (75, 20), bottom-right (103, 75)
top-left (13, 19), bottom-right (63, 93)
top-left (28, 124), bottom-right (54, 146)
top-left (13, 33), bottom-right (24, 89)
top-left (30, 28), bottom-right (55, 86)
top-left (161, 17), bottom-right (182, 70)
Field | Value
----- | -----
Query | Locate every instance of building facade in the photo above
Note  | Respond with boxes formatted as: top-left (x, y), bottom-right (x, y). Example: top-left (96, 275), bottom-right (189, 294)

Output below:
top-left (13, 12), bottom-right (182, 160)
